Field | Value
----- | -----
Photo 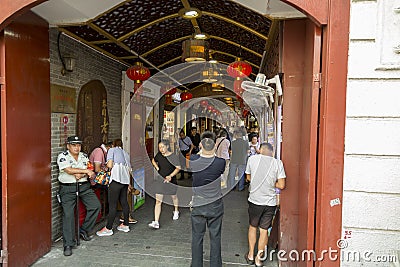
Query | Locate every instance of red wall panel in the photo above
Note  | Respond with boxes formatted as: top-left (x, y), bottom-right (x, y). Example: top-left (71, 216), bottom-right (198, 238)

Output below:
top-left (280, 19), bottom-right (321, 267)
top-left (280, 19), bottom-right (305, 264)
top-left (2, 11), bottom-right (51, 266)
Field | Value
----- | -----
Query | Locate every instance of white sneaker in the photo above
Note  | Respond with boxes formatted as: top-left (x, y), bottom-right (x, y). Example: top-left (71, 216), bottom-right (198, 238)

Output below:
top-left (172, 211), bottom-right (179, 220)
top-left (148, 221), bottom-right (159, 229)
top-left (117, 223), bottom-right (130, 233)
top-left (96, 227), bottom-right (113, 236)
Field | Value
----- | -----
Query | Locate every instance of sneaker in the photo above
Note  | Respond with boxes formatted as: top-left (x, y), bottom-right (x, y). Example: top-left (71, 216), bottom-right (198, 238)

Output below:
top-left (148, 221), bottom-right (159, 229)
top-left (117, 224), bottom-right (130, 233)
top-left (172, 211), bottom-right (179, 220)
top-left (63, 246), bottom-right (72, 257)
top-left (120, 215), bottom-right (138, 224)
top-left (96, 227), bottom-right (113, 236)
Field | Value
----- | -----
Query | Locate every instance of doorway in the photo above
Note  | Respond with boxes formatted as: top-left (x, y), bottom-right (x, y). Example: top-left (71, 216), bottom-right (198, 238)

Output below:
top-left (0, 1), bottom-right (350, 266)
top-left (76, 80), bottom-right (109, 154)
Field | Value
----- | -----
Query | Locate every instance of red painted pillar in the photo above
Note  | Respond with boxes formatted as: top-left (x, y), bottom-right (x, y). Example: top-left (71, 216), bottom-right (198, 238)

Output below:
top-left (315, 0), bottom-right (350, 266)
top-left (1, 11), bottom-right (51, 266)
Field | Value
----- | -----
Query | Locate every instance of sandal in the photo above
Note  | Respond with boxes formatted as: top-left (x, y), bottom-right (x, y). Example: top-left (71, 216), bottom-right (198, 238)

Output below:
top-left (244, 252), bottom-right (255, 265)
top-left (255, 254), bottom-right (264, 267)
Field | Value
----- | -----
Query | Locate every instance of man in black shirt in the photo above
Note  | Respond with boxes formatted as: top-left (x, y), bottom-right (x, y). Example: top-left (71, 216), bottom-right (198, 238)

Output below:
top-left (189, 127), bottom-right (201, 154)
top-left (189, 132), bottom-right (225, 267)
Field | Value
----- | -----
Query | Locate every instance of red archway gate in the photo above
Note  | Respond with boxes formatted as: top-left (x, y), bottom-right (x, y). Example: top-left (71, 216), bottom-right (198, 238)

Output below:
top-left (0, 0), bottom-right (47, 30)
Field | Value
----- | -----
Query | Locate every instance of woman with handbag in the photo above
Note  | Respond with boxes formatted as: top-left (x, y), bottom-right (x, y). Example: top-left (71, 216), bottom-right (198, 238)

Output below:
top-left (96, 139), bottom-right (133, 236)
top-left (149, 140), bottom-right (181, 229)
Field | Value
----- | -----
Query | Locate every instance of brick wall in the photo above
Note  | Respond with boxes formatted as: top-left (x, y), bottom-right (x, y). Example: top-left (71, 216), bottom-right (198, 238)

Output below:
top-left (49, 29), bottom-right (126, 240)
top-left (342, 0), bottom-right (400, 265)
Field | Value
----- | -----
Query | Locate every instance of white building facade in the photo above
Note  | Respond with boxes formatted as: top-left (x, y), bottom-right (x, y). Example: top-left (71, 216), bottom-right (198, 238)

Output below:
top-left (342, 0), bottom-right (400, 265)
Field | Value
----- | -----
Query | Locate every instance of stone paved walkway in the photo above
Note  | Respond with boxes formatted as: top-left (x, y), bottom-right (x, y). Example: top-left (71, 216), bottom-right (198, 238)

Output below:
top-left (32, 188), bottom-right (278, 267)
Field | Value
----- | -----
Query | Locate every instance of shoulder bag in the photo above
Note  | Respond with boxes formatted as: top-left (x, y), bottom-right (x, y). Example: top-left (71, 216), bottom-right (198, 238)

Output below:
top-left (93, 169), bottom-right (111, 185)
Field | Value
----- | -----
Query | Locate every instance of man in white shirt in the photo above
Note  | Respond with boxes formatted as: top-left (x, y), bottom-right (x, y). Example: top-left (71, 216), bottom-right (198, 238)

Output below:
top-left (244, 142), bottom-right (286, 266)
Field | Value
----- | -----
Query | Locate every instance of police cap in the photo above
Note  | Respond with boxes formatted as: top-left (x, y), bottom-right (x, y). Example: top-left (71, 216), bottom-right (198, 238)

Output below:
top-left (66, 135), bottom-right (82, 144)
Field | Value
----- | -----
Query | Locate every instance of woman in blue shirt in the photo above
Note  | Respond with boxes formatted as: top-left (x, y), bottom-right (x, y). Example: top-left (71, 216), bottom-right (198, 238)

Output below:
top-left (96, 139), bottom-right (132, 236)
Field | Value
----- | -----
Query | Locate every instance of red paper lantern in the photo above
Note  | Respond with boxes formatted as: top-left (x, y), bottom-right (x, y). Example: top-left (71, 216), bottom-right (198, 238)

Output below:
top-left (200, 100), bottom-right (208, 107)
top-left (165, 95), bottom-right (172, 105)
top-left (161, 84), bottom-right (177, 95)
top-left (162, 86), bottom-right (177, 105)
top-left (160, 85), bottom-right (170, 95)
top-left (180, 92), bottom-right (193, 101)
top-left (126, 62), bottom-right (150, 82)
top-left (227, 59), bottom-right (252, 78)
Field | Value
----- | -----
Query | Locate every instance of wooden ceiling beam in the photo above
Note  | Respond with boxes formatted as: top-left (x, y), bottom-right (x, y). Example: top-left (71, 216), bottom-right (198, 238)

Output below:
top-left (202, 11), bottom-right (268, 41)
top-left (209, 36), bottom-right (262, 57)
top-left (117, 14), bottom-right (179, 42)
top-left (58, 28), bottom-right (130, 67)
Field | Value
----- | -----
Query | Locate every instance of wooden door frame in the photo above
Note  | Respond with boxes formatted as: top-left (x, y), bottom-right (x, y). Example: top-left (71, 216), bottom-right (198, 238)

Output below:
top-left (280, 19), bottom-right (322, 266)
top-left (315, 2), bottom-right (350, 266)
top-left (279, 1), bottom-right (350, 266)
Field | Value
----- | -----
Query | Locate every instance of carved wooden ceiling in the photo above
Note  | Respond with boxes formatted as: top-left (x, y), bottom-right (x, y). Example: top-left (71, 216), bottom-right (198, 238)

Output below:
top-left (58, 0), bottom-right (273, 79)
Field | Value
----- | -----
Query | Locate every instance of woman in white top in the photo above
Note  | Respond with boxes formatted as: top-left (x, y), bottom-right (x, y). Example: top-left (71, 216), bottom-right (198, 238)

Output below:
top-left (96, 139), bottom-right (132, 236)
top-left (215, 130), bottom-right (230, 160)
top-left (215, 130), bottom-right (231, 188)
top-left (249, 135), bottom-right (260, 156)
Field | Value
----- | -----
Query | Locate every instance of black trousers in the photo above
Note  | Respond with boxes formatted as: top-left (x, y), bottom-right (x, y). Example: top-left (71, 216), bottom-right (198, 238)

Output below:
top-left (191, 198), bottom-right (224, 267)
top-left (60, 182), bottom-right (101, 247)
top-left (106, 181), bottom-right (130, 229)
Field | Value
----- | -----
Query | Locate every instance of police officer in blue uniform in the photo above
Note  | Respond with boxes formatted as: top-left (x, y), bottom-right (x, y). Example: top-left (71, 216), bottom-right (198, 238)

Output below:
top-left (57, 136), bottom-right (101, 256)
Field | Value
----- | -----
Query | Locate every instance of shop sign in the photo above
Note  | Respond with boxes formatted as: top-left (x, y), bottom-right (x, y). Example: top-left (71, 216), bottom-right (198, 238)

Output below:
top-left (51, 84), bottom-right (76, 113)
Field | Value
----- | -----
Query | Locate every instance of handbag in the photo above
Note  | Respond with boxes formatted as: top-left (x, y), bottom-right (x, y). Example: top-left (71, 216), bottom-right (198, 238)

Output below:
top-left (93, 170), bottom-right (111, 185)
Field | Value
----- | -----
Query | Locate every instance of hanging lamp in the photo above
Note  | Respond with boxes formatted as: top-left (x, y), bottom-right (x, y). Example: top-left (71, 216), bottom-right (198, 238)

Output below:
top-left (182, 39), bottom-right (208, 62)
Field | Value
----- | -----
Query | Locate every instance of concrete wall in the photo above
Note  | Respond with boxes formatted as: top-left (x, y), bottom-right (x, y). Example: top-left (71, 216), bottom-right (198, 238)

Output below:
top-left (342, 0), bottom-right (400, 266)
top-left (49, 28), bottom-right (126, 240)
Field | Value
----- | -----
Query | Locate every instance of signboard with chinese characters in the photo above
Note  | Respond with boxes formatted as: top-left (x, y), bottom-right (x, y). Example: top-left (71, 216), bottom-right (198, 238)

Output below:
top-left (51, 84), bottom-right (77, 113)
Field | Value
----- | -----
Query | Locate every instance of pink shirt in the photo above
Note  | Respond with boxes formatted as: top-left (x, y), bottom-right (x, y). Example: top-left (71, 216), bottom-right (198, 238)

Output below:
top-left (89, 147), bottom-right (107, 170)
